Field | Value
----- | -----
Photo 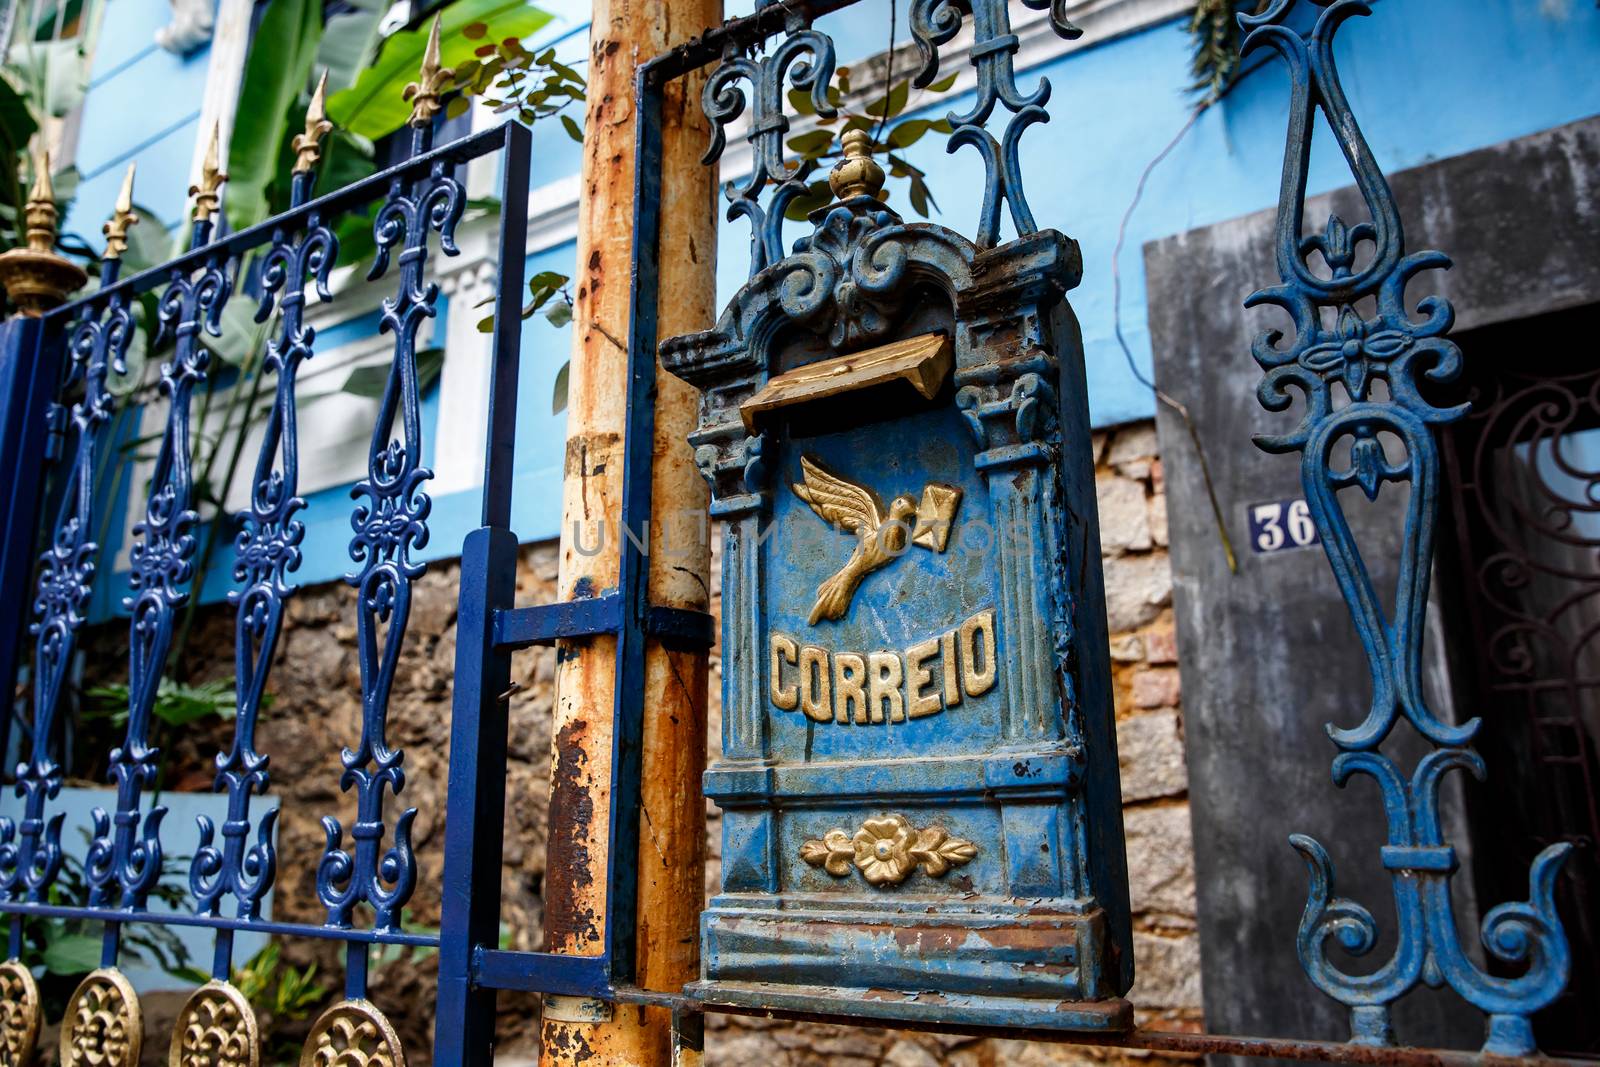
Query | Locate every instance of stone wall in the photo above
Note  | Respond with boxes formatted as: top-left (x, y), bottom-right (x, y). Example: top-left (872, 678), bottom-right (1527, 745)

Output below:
top-left (84, 420), bottom-right (1196, 1066)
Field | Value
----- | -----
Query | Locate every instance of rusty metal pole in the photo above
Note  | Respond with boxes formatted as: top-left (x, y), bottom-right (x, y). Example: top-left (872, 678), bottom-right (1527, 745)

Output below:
top-left (541, 1), bottom-right (720, 1065)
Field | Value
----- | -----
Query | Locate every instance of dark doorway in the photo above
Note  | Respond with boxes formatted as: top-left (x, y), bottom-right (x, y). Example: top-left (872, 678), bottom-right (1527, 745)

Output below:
top-left (1436, 302), bottom-right (1600, 1058)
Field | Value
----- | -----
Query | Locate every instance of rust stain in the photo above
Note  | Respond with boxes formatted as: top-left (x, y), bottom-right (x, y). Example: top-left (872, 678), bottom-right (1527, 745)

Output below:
top-left (543, 717), bottom-right (600, 949)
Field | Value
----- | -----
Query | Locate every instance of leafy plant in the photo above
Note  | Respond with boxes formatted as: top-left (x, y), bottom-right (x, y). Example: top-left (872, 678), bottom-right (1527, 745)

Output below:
top-left (0, 0), bottom-right (100, 266)
top-left (1187, 0), bottom-right (1267, 101)
top-left (224, 0), bottom-right (328, 232)
top-left (450, 29), bottom-right (585, 138)
top-left (17, 833), bottom-right (196, 1015)
top-left (234, 941), bottom-right (328, 1018)
top-left (327, 0), bottom-right (553, 139)
top-left (81, 677), bottom-right (243, 729)
top-left (233, 941), bottom-right (329, 1063)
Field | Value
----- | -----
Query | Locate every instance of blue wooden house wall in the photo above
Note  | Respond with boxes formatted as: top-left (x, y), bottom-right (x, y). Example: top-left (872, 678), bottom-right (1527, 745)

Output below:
top-left (68, 0), bottom-right (1600, 614)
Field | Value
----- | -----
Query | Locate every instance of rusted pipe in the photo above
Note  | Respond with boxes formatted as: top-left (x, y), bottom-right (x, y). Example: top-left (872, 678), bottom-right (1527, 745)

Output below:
top-left (541, 0), bottom-right (720, 1063)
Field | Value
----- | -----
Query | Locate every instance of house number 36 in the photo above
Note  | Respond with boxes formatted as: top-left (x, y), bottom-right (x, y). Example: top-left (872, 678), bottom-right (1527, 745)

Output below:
top-left (1249, 498), bottom-right (1321, 553)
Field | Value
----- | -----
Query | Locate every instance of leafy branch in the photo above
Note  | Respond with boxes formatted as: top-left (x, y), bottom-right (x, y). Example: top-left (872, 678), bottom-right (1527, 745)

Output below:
top-left (1187, 0), bottom-right (1267, 102)
top-left (450, 29), bottom-right (586, 140)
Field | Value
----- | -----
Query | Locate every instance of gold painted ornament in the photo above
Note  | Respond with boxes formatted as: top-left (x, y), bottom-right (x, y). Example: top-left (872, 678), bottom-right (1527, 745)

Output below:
top-left (403, 17), bottom-right (455, 130)
top-left (61, 967), bottom-right (143, 1067)
top-left (170, 980), bottom-right (259, 1067)
top-left (801, 814), bottom-right (978, 887)
top-left (0, 959), bottom-right (42, 1067)
top-left (790, 455), bottom-right (963, 625)
top-left (0, 150), bottom-right (88, 314)
top-left (300, 999), bottom-right (405, 1067)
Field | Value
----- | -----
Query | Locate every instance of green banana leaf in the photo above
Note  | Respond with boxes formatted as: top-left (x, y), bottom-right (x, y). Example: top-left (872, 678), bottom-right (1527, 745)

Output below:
top-left (327, 0), bottom-right (553, 141)
top-left (225, 0), bottom-right (325, 232)
top-left (317, 0), bottom-right (388, 94)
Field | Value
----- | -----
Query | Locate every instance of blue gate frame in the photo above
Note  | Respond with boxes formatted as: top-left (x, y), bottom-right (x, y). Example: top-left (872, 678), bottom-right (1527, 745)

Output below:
top-left (0, 0), bottom-right (1580, 1064)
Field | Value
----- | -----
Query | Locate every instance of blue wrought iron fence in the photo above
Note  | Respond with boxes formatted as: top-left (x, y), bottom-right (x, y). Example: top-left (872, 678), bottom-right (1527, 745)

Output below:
top-left (0, 0), bottom-right (1580, 1065)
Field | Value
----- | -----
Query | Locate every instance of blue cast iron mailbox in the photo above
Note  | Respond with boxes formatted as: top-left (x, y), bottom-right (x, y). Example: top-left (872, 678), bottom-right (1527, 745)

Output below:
top-left (662, 118), bottom-right (1134, 1030)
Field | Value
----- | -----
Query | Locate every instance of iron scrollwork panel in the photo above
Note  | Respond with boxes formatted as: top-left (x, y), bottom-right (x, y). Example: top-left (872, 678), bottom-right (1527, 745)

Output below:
top-left (706, 0), bottom-right (1081, 281)
top-left (1241, 0), bottom-right (1572, 1055)
top-left (190, 213), bottom-right (339, 926)
top-left (85, 249), bottom-right (233, 918)
top-left (0, 288), bottom-right (134, 916)
top-left (316, 149), bottom-right (462, 935)
top-left (702, 18), bottom-right (837, 277)
top-left (910, 0), bottom-right (1079, 248)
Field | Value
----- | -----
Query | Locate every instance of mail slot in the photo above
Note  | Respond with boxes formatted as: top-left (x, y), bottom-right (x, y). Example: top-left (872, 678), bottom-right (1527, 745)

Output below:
top-left (661, 143), bottom-right (1134, 1032)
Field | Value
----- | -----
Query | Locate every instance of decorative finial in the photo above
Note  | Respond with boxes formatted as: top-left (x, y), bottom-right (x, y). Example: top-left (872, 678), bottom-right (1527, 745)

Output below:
top-left (829, 129), bottom-right (885, 201)
top-left (102, 163), bottom-right (139, 261)
top-left (188, 122), bottom-right (228, 223)
top-left (293, 71), bottom-right (333, 174)
top-left (0, 149), bottom-right (88, 314)
top-left (403, 16), bottom-right (455, 129)
top-left (23, 150), bottom-right (57, 253)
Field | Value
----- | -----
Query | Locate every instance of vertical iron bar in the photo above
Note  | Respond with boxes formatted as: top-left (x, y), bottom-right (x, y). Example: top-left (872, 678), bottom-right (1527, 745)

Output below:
top-left (0, 316), bottom-right (51, 761)
top-left (602, 66), bottom-right (666, 984)
top-left (434, 525), bottom-right (517, 1067)
top-left (345, 940), bottom-right (370, 1000)
top-left (481, 123), bottom-right (531, 529)
top-left (436, 120), bottom-right (530, 1067)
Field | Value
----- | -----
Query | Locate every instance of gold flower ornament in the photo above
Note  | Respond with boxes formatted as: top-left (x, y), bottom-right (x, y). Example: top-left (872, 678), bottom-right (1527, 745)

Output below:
top-left (801, 814), bottom-right (977, 887)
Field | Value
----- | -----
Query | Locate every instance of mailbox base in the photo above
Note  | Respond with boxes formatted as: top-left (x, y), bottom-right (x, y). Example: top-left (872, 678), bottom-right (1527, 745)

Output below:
top-left (695, 898), bottom-right (1130, 1031)
top-left (687, 981), bottom-right (1133, 1033)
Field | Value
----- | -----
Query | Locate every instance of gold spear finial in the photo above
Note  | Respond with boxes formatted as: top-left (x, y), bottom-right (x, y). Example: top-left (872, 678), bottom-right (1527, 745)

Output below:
top-left (23, 150), bottom-right (58, 253)
top-left (188, 122), bottom-right (228, 223)
top-left (102, 163), bottom-right (139, 261)
top-left (293, 70), bottom-right (333, 174)
top-left (829, 128), bottom-right (885, 202)
top-left (0, 149), bottom-right (87, 314)
top-left (403, 16), bottom-right (455, 129)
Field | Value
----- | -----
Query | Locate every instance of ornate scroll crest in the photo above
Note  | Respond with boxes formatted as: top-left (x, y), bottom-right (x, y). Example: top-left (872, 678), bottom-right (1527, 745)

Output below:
top-left (62, 968), bottom-right (143, 1067)
top-left (170, 981), bottom-right (259, 1067)
top-left (1241, 1), bottom-right (1570, 1056)
top-left (701, 19), bottom-right (836, 276)
top-left (0, 959), bottom-right (42, 1066)
top-left (300, 1000), bottom-right (405, 1067)
top-left (909, 0), bottom-right (1078, 247)
top-left (802, 814), bottom-right (976, 887)
top-left (317, 109), bottom-right (461, 932)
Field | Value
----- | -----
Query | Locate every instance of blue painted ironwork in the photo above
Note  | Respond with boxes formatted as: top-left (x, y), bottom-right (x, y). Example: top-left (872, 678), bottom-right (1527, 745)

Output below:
top-left (0, 270), bottom-right (132, 952)
top-left (701, 17), bottom-right (836, 276)
top-left (317, 130), bottom-right (461, 939)
top-left (1241, 0), bottom-right (1573, 1055)
top-left (85, 243), bottom-right (231, 948)
top-left (0, 117), bottom-right (525, 1064)
top-left (189, 162), bottom-right (338, 975)
top-left (910, 0), bottom-right (1079, 247)
top-left (0, 1), bottom-right (1578, 1063)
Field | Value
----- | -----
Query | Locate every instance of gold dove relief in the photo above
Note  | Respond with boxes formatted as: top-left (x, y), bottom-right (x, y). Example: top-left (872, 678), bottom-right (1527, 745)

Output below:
top-left (792, 454), bottom-right (961, 625)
